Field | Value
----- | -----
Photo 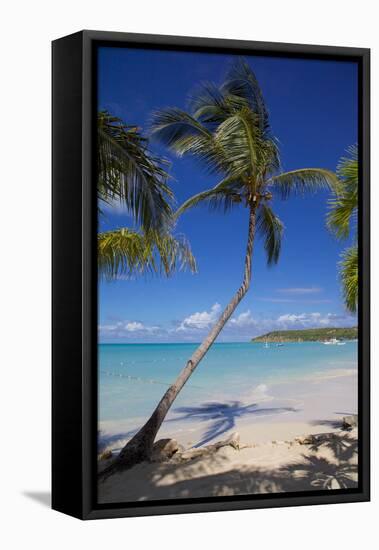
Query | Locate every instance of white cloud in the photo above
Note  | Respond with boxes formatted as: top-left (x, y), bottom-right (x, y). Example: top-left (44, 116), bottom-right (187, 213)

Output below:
top-left (124, 321), bottom-right (145, 332)
top-left (276, 313), bottom-right (319, 324)
top-left (226, 310), bottom-right (356, 339)
top-left (229, 310), bottom-right (257, 328)
top-left (228, 310), bottom-right (351, 336)
top-left (176, 303), bottom-right (221, 332)
top-left (99, 304), bottom-right (356, 342)
top-left (275, 312), bottom-right (354, 329)
top-left (99, 320), bottom-right (161, 338)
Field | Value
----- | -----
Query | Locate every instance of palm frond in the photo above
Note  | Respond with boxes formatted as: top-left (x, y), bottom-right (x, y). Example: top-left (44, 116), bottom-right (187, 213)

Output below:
top-left (268, 168), bottom-right (339, 199)
top-left (222, 58), bottom-right (270, 135)
top-left (214, 107), bottom-right (261, 178)
top-left (150, 108), bottom-right (226, 175)
top-left (150, 108), bottom-right (211, 147)
top-left (150, 62), bottom-right (279, 182)
top-left (256, 203), bottom-right (284, 265)
top-left (259, 138), bottom-right (281, 178)
top-left (327, 193), bottom-right (358, 239)
top-left (327, 145), bottom-right (358, 239)
top-left (176, 177), bottom-right (245, 216)
top-left (98, 111), bottom-right (173, 231)
top-left (339, 244), bottom-right (358, 313)
top-left (337, 144), bottom-right (358, 184)
top-left (98, 228), bottom-right (197, 280)
top-left (150, 107), bottom-right (226, 174)
top-left (188, 82), bottom-right (230, 125)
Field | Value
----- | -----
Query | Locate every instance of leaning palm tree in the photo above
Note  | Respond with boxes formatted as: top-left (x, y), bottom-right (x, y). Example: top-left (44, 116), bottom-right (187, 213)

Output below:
top-left (327, 145), bottom-right (358, 312)
top-left (101, 59), bottom-right (338, 477)
top-left (97, 111), bottom-right (196, 277)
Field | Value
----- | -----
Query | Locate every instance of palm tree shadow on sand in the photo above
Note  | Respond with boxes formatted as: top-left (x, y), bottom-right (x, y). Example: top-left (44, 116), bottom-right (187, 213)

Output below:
top-left (170, 401), bottom-right (298, 447)
top-left (98, 401), bottom-right (298, 452)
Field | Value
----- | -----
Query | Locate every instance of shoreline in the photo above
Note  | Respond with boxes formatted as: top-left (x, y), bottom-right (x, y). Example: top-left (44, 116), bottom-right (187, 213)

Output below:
top-left (97, 367), bottom-right (358, 503)
top-left (99, 367), bottom-right (357, 454)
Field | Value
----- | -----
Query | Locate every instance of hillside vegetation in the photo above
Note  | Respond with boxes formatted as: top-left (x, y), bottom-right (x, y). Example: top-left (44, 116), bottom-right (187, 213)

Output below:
top-left (251, 327), bottom-right (357, 343)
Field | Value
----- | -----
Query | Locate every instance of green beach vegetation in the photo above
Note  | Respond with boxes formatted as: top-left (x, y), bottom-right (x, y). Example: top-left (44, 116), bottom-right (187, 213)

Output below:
top-left (101, 59), bottom-right (340, 477)
top-left (327, 145), bottom-right (358, 312)
top-left (97, 111), bottom-right (196, 278)
top-left (251, 327), bottom-right (358, 343)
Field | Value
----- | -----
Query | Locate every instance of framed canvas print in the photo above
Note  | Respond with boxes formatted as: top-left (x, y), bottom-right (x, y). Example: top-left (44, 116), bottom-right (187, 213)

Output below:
top-left (52, 30), bottom-right (370, 520)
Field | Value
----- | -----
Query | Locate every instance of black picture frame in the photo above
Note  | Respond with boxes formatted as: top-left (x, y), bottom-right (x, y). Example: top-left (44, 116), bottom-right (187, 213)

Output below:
top-left (52, 30), bottom-right (370, 520)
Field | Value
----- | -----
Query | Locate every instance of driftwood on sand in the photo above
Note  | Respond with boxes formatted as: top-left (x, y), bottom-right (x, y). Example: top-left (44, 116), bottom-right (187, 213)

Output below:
top-left (98, 432), bottom-right (241, 480)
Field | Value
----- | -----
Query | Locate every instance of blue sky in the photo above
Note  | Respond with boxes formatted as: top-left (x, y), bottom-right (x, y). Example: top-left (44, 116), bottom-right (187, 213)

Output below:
top-left (97, 46), bottom-right (358, 343)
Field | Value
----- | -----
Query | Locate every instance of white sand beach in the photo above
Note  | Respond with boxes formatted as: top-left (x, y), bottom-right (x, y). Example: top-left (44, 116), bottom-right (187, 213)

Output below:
top-left (98, 369), bottom-right (358, 503)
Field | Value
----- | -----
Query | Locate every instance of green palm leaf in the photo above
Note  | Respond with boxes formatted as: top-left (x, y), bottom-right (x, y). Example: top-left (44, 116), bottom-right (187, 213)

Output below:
top-left (337, 144), bottom-right (359, 184)
top-left (269, 168), bottom-right (339, 198)
top-left (326, 145), bottom-right (359, 313)
top-left (150, 108), bottom-right (226, 174)
top-left (222, 58), bottom-right (270, 135)
top-left (327, 192), bottom-right (358, 239)
top-left (176, 177), bottom-right (245, 215)
top-left (149, 108), bottom-right (212, 147)
top-left (327, 145), bottom-right (358, 239)
top-left (98, 111), bottom-right (173, 231)
top-left (339, 244), bottom-right (358, 313)
top-left (214, 107), bottom-right (261, 178)
top-left (98, 228), bottom-right (197, 280)
top-left (98, 111), bottom-right (198, 280)
top-left (188, 81), bottom-right (231, 124)
top-left (256, 203), bottom-right (284, 265)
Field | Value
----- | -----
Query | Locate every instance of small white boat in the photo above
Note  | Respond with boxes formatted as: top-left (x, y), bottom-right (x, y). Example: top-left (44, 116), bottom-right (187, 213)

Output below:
top-left (323, 338), bottom-right (342, 345)
top-left (264, 341), bottom-right (269, 348)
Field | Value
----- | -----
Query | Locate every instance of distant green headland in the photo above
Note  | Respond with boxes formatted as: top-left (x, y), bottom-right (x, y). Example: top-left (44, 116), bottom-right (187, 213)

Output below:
top-left (251, 327), bottom-right (358, 343)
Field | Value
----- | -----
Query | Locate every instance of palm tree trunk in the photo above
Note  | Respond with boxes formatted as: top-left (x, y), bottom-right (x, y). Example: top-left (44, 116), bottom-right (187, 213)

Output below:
top-left (101, 205), bottom-right (256, 476)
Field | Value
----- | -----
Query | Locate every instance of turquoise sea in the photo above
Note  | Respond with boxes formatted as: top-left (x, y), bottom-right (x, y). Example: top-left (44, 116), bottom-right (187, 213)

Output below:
top-left (98, 341), bottom-right (357, 428)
